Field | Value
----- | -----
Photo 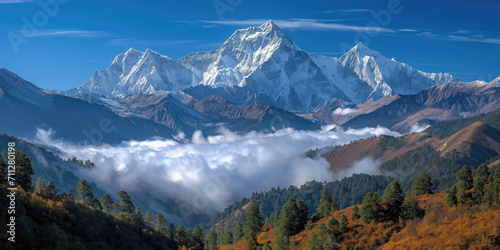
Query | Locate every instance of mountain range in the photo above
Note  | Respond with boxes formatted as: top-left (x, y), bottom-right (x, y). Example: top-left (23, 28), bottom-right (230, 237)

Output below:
top-left (67, 20), bottom-right (457, 111)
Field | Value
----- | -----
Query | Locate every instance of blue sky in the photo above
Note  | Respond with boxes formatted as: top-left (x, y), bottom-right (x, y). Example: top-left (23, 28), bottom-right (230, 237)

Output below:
top-left (1, 0), bottom-right (499, 90)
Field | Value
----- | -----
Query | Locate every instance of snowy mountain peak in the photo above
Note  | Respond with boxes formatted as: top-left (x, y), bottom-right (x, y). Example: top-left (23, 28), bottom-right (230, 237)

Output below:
top-left (350, 42), bottom-right (382, 58)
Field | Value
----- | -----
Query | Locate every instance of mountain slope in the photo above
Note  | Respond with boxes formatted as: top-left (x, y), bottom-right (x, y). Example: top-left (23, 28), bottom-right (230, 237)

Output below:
top-left (0, 67), bottom-right (175, 145)
top-left (341, 80), bottom-right (500, 132)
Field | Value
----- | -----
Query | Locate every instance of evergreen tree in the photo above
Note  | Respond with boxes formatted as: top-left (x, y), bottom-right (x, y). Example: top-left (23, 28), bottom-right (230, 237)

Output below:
top-left (494, 165), bottom-right (500, 201)
top-left (351, 205), bottom-right (360, 220)
top-left (456, 165), bottom-right (473, 191)
top-left (176, 224), bottom-right (187, 247)
top-left (144, 210), bottom-right (154, 227)
top-left (192, 225), bottom-right (205, 249)
top-left (360, 192), bottom-right (381, 223)
top-left (401, 198), bottom-right (424, 220)
top-left (316, 186), bottom-right (333, 217)
top-left (244, 200), bottom-right (263, 249)
top-left (117, 190), bottom-right (134, 214)
top-left (206, 229), bottom-right (218, 250)
top-left (76, 179), bottom-right (95, 206)
top-left (167, 223), bottom-right (176, 238)
top-left (233, 222), bottom-right (243, 242)
top-left (3, 149), bottom-right (34, 191)
top-left (446, 186), bottom-right (458, 209)
top-left (339, 214), bottom-right (348, 232)
top-left (472, 164), bottom-right (491, 204)
top-left (383, 180), bottom-right (404, 221)
top-left (274, 197), bottom-right (309, 250)
top-left (306, 223), bottom-right (337, 250)
top-left (155, 212), bottom-right (167, 232)
top-left (46, 182), bottom-right (58, 200)
top-left (99, 193), bottom-right (114, 212)
top-left (411, 173), bottom-right (433, 196)
top-left (132, 207), bottom-right (144, 229)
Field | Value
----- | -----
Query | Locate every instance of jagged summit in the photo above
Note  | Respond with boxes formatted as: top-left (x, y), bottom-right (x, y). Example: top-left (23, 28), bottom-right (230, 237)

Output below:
top-left (69, 20), bottom-right (458, 110)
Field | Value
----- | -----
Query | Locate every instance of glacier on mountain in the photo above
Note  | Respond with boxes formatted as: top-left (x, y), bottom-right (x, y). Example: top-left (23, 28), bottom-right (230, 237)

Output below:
top-left (68, 20), bottom-right (458, 111)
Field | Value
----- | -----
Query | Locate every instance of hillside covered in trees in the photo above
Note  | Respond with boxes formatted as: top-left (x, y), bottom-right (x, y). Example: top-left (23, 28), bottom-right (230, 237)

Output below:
top-left (214, 163), bottom-right (500, 249)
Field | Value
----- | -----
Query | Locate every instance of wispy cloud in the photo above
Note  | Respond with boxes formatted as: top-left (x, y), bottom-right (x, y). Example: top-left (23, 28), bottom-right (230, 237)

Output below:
top-left (324, 9), bottom-right (371, 14)
top-left (0, 0), bottom-right (32, 3)
top-left (444, 35), bottom-right (500, 45)
top-left (14, 29), bottom-right (111, 38)
top-left (449, 30), bottom-right (471, 35)
top-left (110, 38), bottom-right (198, 46)
top-left (198, 19), bottom-right (396, 33)
top-left (417, 32), bottom-right (437, 37)
top-left (398, 28), bottom-right (418, 32)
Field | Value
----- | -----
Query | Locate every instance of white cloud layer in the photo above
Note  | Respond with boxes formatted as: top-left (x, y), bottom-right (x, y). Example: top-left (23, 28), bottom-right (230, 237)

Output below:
top-left (36, 126), bottom-right (399, 212)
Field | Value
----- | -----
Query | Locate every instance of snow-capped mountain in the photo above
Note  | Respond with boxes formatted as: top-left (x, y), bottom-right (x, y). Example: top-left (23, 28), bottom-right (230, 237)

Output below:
top-left (336, 43), bottom-right (457, 101)
top-left (69, 20), bottom-right (458, 110)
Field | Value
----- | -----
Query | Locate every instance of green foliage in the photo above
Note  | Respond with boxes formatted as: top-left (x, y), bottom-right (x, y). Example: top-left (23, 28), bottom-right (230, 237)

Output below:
top-left (206, 229), bottom-right (217, 250)
top-left (274, 197), bottom-right (309, 249)
top-left (315, 186), bottom-right (335, 218)
top-left (244, 200), bottom-right (263, 249)
top-left (99, 193), bottom-right (113, 212)
top-left (494, 165), bottom-right (500, 201)
top-left (155, 212), bottom-right (167, 232)
top-left (383, 180), bottom-right (404, 221)
top-left (351, 205), bottom-right (360, 220)
top-left (76, 179), bottom-right (96, 207)
top-left (116, 190), bottom-right (134, 214)
top-left (144, 210), bottom-right (154, 227)
top-left (411, 173), bottom-right (433, 196)
top-left (233, 222), bottom-right (243, 242)
top-left (306, 223), bottom-right (338, 250)
top-left (339, 214), bottom-right (348, 232)
top-left (360, 192), bottom-right (381, 223)
top-left (446, 186), bottom-right (458, 209)
top-left (472, 164), bottom-right (491, 204)
top-left (401, 198), bottom-right (425, 220)
top-left (209, 174), bottom-right (393, 229)
top-left (456, 166), bottom-right (473, 191)
top-left (176, 224), bottom-right (187, 247)
top-left (192, 225), bottom-right (205, 249)
top-left (3, 149), bottom-right (34, 191)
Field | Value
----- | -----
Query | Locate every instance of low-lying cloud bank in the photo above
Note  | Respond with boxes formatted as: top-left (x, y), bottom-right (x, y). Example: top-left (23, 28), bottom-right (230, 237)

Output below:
top-left (36, 126), bottom-right (399, 213)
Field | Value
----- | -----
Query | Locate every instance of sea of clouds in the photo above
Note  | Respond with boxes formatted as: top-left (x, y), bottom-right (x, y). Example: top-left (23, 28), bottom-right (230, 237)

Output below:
top-left (36, 126), bottom-right (400, 213)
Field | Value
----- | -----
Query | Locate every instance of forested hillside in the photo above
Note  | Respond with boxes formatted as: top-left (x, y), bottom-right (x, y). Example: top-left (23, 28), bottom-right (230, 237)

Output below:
top-left (214, 163), bottom-right (500, 249)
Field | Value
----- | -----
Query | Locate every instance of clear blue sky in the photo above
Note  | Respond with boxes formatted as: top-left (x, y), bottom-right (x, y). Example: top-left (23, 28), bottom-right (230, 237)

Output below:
top-left (1, 0), bottom-right (499, 90)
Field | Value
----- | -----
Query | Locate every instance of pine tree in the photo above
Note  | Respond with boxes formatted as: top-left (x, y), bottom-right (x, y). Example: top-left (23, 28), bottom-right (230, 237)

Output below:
top-left (472, 164), bottom-right (491, 204)
top-left (145, 210), bottom-right (154, 227)
top-left (132, 207), bottom-right (144, 229)
top-left (167, 223), bottom-right (176, 238)
top-left (274, 197), bottom-right (309, 250)
top-left (206, 229), bottom-right (218, 250)
top-left (0, 156), bottom-right (7, 185)
top-left (116, 190), bottom-right (134, 214)
top-left (339, 214), bottom-right (348, 232)
top-left (316, 186), bottom-right (334, 217)
top-left (76, 179), bottom-right (95, 206)
top-left (401, 198), bottom-right (424, 220)
top-left (243, 200), bottom-right (263, 249)
top-left (361, 192), bottom-right (381, 223)
top-left (411, 173), bottom-right (433, 196)
top-left (176, 224), bottom-right (187, 247)
top-left (99, 194), bottom-right (114, 212)
top-left (383, 180), bottom-right (404, 221)
top-left (155, 212), bottom-right (167, 232)
top-left (4, 149), bottom-right (34, 191)
top-left (351, 205), bottom-right (360, 220)
top-left (446, 186), bottom-right (458, 209)
top-left (456, 165), bottom-right (473, 191)
top-left (233, 222), bottom-right (243, 242)
top-left (192, 225), bottom-right (205, 249)
top-left (494, 165), bottom-right (500, 201)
